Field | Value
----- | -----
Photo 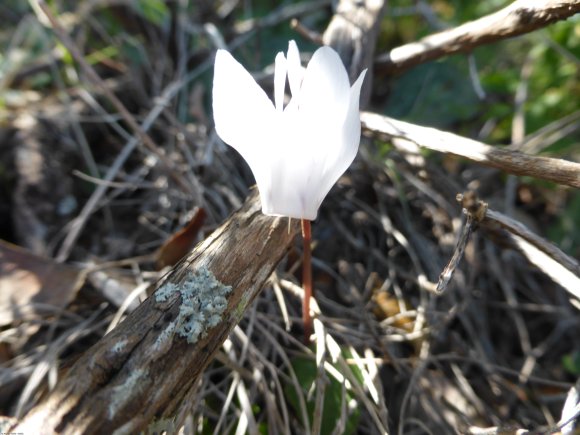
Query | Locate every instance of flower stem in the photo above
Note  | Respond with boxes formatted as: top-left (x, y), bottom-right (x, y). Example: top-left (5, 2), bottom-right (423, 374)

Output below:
top-left (301, 219), bottom-right (312, 342)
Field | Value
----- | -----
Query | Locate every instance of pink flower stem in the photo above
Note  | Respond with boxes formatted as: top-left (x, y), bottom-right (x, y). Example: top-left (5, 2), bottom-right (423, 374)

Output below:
top-left (301, 219), bottom-right (312, 342)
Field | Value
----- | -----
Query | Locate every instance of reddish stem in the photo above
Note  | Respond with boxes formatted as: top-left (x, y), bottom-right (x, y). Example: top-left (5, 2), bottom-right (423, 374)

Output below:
top-left (301, 219), bottom-right (312, 342)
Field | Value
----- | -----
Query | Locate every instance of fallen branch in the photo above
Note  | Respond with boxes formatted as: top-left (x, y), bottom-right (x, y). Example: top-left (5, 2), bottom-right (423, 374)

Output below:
top-left (437, 192), bottom-right (580, 301)
top-left (361, 112), bottom-right (580, 189)
top-left (376, 0), bottom-right (580, 74)
top-left (13, 193), bottom-right (299, 434)
top-left (483, 208), bottom-right (580, 301)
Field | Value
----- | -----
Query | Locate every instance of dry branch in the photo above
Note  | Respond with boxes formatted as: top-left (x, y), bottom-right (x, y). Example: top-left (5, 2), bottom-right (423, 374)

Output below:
top-left (13, 193), bottom-right (299, 434)
top-left (376, 0), bottom-right (580, 74)
top-left (361, 112), bottom-right (580, 189)
top-left (483, 208), bottom-right (580, 301)
top-left (443, 192), bottom-right (580, 301)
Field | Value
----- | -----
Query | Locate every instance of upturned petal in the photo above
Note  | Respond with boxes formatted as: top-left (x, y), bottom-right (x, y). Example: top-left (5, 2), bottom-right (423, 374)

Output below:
top-left (212, 49), bottom-right (276, 192)
top-left (286, 41), bottom-right (303, 98)
top-left (315, 69), bottom-right (367, 210)
top-left (297, 46), bottom-right (350, 124)
top-left (274, 52), bottom-right (287, 112)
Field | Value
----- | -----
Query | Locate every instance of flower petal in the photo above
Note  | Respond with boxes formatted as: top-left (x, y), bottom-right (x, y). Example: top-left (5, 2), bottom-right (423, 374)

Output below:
top-left (274, 52), bottom-right (287, 112)
top-left (315, 69), bottom-right (367, 210)
top-left (286, 40), bottom-right (303, 98)
top-left (338, 69), bottom-right (367, 171)
top-left (298, 46), bottom-right (350, 122)
top-left (212, 49), bottom-right (275, 161)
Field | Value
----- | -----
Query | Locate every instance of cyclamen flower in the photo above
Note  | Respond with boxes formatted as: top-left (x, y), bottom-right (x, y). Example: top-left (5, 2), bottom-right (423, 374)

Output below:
top-left (212, 41), bottom-right (366, 220)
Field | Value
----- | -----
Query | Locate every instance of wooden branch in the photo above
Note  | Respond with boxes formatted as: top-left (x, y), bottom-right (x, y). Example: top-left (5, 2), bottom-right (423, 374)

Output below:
top-left (483, 208), bottom-right (579, 277)
top-left (447, 192), bottom-right (580, 301)
top-left (376, 0), bottom-right (580, 74)
top-left (484, 208), bottom-right (580, 301)
top-left (13, 193), bottom-right (300, 434)
top-left (361, 112), bottom-right (580, 189)
top-left (322, 0), bottom-right (387, 107)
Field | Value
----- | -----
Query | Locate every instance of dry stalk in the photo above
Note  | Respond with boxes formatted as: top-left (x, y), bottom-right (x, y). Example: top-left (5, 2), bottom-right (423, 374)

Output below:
top-left (361, 112), bottom-right (580, 189)
top-left (376, 0), bottom-right (580, 74)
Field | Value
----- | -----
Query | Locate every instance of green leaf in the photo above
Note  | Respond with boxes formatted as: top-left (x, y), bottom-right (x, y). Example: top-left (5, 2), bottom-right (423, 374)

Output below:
top-left (285, 356), bottom-right (360, 435)
top-left (562, 351), bottom-right (580, 376)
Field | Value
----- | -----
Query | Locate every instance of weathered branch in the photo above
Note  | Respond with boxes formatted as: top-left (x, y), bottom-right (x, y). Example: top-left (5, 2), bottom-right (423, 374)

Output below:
top-left (484, 208), bottom-right (580, 300)
top-left (376, 0), bottom-right (580, 74)
top-left (444, 192), bottom-right (580, 301)
top-left (14, 193), bottom-right (299, 434)
top-left (361, 112), bottom-right (580, 189)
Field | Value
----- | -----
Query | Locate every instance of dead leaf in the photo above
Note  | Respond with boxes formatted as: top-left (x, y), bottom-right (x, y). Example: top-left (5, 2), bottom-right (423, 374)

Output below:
top-left (155, 207), bottom-right (206, 269)
top-left (0, 240), bottom-right (84, 326)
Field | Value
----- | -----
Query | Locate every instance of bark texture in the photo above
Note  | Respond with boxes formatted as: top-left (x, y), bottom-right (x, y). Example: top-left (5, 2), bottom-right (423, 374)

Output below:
top-left (13, 193), bottom-right (299, 434)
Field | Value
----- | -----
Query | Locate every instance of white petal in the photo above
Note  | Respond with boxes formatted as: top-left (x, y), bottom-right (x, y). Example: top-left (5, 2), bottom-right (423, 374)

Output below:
top-left (257, 111), bottom-right (319, 220)
top-left (212, 49), bottom-right (275, 162)
top-left (274, 52), bottom-right (287, 112)
top-left (315, 69), bottom-right (367, 209)
top-left (261, 156), bottom-right (320, 220)
top-left (286, 40), bottom-right (303, 98)
top-left (298, 46), bottom-right (350, 121)
top-left (338, 69), bottom-right (367, 169)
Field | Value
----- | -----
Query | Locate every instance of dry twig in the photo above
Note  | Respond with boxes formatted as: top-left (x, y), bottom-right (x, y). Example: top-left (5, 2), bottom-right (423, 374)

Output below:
top-left (376, 0), bottom-right (580, 74)
top-left (438, 191), bottom-right (580, 301)
top-left (361, 112), bottom-right (580, 189)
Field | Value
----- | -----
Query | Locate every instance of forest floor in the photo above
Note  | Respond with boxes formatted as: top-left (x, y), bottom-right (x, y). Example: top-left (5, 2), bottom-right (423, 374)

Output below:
top-left (0, 1), bottom-right (579, 434)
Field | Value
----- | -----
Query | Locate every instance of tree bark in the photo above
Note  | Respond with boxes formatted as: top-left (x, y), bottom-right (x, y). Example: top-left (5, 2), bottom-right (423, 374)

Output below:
top-left (13, 193), bottom-right (299, 435)
top-left (376, 0), bottom-right (580, 74)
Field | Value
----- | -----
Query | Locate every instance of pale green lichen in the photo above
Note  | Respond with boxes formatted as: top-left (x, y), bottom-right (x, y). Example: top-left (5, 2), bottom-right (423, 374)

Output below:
top-left (111, 339), bottom-right (127, 354)
top-left (154, 281), bottom-right (179, 302)
top-left (151, 320), bottom-right (177, 355)
top-left (108, 368), bottom-right (148, 419)
top-left (154, 266), bottom-right (232, 344)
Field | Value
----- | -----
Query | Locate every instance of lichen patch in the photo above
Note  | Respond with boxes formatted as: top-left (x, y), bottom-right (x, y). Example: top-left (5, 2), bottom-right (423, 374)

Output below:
top-left (108, 368), bottom-right (148, 419)
top-left (154, 266), bottom-right (232, 344)
top-left (111, 339), bottom-right (128, 354)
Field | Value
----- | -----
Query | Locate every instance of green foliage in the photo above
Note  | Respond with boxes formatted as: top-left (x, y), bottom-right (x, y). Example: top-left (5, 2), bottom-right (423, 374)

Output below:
top-left (132, 0), bottom-right (169, 26)
top-left (548, 192), bottom-right (580, 258)
top-left (382, 1), bottom-right (579, 156)
top-left (562, 350), bottom-right (580, 376)
top-left (384, 59), bottom-right (481, 128)
top-left (285, 356), bottom-right (361, 435)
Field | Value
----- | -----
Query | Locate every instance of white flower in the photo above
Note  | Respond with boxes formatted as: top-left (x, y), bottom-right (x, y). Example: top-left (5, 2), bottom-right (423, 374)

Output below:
top-left (212, 41), bottom-right (366, 220)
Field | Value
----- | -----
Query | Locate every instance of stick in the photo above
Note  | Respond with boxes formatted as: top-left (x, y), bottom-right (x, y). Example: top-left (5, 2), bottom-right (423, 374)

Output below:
top-left (361, 112), bottom-right (580, 189)
top-left (13, 194), bottom-right (300, 434)
top-left (322, 0), bottom-right (387, 107)
top-left (376, 0), bottom-right (580, 74)
top-left (438, 191), bottom-right (580, 300)
top-left (301, 219), bottom-right (313, 342)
